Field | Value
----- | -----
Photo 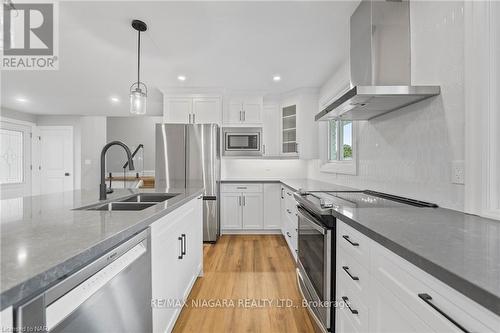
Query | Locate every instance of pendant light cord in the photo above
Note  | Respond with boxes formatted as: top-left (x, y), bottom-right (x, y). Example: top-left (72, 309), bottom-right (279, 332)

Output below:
top-left (137, 30), bottom-right (141, 86)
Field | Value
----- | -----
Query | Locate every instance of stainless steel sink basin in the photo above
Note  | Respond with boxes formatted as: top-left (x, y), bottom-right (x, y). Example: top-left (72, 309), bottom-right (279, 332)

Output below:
top-left (75, 193), bottom-right (180, 211)
top-left (87, 202), bottom-right (157, 211)
top-left (119, 193), bottom-right (178, 203)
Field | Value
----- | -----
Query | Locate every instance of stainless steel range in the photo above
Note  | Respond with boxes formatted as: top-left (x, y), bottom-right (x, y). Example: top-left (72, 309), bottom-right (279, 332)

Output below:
top-left (293, 190), bottom-right (437, 332)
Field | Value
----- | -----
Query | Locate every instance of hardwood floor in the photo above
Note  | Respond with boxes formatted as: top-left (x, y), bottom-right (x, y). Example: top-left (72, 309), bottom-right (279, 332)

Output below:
top-left (172, 235), bottom-right (317, 333)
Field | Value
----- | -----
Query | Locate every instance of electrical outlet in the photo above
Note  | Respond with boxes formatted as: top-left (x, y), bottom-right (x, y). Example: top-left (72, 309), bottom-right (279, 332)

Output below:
top-left (451, 160), bottom-right (465, 184)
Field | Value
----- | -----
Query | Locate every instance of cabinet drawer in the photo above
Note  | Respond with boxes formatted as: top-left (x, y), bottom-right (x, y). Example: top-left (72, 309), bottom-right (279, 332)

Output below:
top-left (337, 272), bottom-right (370, 333)
top-left (337, 248), bottom-right (369, 298)
top-left (337, 221), bottom-right (370, 268)
top-left (283, 217), bottom-right (297, 260)
top-left (371, 244), bottom-right (497, 333)
top-left (221, 183), bottom-right (263, 193)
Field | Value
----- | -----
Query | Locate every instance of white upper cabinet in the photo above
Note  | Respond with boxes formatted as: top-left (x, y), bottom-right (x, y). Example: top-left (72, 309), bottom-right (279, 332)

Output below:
top-left (280, 89), bottom-right (319, 159)
top-left (192, 97), bottom-right (221, 124)
top-left (262, 104), bottom-right (280, 157)
top-left (164, 97), bottom-right (192, 123)
top-left (223, 95), bottom-right (263, 125)
top-left (164, 95), bottom-right (222, 124)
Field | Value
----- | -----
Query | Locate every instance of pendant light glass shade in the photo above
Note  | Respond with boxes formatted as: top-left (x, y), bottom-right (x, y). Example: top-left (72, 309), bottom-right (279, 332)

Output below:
top-left (130, 20), bottom-right (148, 115)
top-left (130, 82), bottom-right (147, 115)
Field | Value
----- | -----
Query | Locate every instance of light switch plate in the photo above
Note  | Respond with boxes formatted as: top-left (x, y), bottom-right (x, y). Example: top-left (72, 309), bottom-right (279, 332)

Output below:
top-left (451, 160), bottom-right (465, 184)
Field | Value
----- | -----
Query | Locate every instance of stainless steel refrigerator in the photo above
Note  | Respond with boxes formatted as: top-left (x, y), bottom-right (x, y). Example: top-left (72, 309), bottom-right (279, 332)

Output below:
top-left (155, 123), bottom-right (220, 242)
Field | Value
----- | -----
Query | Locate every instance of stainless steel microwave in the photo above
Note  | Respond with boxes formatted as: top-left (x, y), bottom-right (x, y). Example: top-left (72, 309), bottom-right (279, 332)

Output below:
top-left (222, 127), bottom-right (262, 156)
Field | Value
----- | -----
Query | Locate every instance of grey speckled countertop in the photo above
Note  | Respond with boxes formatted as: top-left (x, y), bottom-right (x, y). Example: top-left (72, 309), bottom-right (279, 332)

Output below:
top-left (0, 187), bottom-right (203, 310)
top-left (221, 178), bottom-right (355, 192)
top-left (222, 178), bottom-right (500, 316)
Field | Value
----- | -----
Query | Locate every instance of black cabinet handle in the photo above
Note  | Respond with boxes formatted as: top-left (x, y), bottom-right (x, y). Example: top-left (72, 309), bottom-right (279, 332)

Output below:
top-left (286, 209), bottom-right (291, 214)
top-left (281, 188), bottom-right (284, 199)
top-left (286, 231), bottom-right (291, 238)
top-left (342, 266), bottom-right (359, 281)
top-left (178, 236), bottom-right (183, 259)
top-left (181, 234), bottom-right (186, 255)
top-left (418, 294), bottom-right (470, 333)
top-left (342, 235), bottom-right (359, 246)
top-left (341, 296), bottom-right (358, 315)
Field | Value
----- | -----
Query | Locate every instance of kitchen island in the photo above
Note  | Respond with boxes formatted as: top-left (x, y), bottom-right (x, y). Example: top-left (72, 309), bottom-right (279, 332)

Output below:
top-left (0, 187), bottom-right (204, 311)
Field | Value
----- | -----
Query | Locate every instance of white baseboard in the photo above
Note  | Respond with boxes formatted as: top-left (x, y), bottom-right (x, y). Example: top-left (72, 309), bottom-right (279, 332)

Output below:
top-left (221, 229), bottom-right (282, 235)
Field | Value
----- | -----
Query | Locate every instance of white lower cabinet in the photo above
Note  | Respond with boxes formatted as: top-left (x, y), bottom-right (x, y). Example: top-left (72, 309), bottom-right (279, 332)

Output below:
top-left (220, 193), bottom-right (243, 229)
top-left (263, 183), bottom-right (281, 229)
top-left (151, 196), bottom-right (203, 333)
top-left (336, 220), bottom-right (499, 333)
top-left (220, 192), bottom-right (264, 230)
top-left (280, 185), bottom-right (298, 260)
top-left (241, 193), bottom-right (264, 229)
top-left (220, 184), bottom-right (265, 231)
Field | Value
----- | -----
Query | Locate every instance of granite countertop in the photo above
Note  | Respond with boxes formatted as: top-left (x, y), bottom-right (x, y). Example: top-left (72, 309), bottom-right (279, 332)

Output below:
top-left (221, 178), bottom-right (355, 192)
top-left (0, 187), bottom-right (204, 310)
top-left (332, 202), bottom-right (500, 316)
top-left (222, 178), bottom-right (500, 315)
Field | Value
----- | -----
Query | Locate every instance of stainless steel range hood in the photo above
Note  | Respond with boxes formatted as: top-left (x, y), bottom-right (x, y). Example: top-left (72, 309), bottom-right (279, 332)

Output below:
top-left (316, 0), bottom-right (440, 121)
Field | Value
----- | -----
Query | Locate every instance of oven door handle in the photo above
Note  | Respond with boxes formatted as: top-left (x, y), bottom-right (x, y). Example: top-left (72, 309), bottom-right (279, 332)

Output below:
top-left (297, 207), bottom-right (327, 235)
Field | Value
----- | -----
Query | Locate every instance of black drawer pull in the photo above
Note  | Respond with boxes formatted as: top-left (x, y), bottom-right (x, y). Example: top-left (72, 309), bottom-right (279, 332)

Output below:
top-left (342, 266), bottom-right (359, 281)
top-left (341, 296), bottom-right (358, 315)
top-left (286, 231), bottom-right (292, 238)
top-left (181, 234), bottom-right (186, 255)
top-left (342, 235), bottom-right (359, 246)
top-left (178, 236), bottom-right (183, 259)
top-left (418, 294), bottom-right (470, 333)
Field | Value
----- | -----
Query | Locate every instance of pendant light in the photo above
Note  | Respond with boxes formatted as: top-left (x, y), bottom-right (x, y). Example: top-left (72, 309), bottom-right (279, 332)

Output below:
top-left (130, 20), bottom-right (148, 115)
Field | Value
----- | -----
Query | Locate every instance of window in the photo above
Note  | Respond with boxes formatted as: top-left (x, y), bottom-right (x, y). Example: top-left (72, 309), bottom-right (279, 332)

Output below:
top-left (328, 120), bottom-right (353, 161)
top-left (0, 128), bottom-right (24, 184)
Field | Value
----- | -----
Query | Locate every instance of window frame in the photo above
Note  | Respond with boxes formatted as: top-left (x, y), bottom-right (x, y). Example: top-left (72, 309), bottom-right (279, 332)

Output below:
top-left (321, 119), bottom-right (357, 175)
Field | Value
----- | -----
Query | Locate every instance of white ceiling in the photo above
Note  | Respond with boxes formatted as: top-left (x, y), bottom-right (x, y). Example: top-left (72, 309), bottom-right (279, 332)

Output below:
top-left (2, 1), bottom-right (357, 116)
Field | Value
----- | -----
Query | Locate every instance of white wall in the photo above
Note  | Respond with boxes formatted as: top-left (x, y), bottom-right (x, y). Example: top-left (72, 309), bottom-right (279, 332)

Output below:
top-left (309, 1), bottom-right (465, 211)
top-left (0, 108), bottom-right (37, 123)
top-left (80, 117), bottom-right (107, 189)
top-left (222, 159), bottom-right (308, 180)
top-left (36, 115), bottom-right (107, 190)
top-left (106, 116), bottom-right (162, 174)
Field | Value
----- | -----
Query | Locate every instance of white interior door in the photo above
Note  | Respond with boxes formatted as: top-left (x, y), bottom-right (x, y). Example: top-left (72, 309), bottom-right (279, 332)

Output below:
top-left (39, 126), bottom-right (74, 194)
top-left (0, 121), bottom-right (32, 198)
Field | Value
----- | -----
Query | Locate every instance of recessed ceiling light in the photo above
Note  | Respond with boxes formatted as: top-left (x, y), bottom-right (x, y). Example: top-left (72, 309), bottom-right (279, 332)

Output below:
top-left (15, 97), bottom-right (28, 103)
top-left (110, 96), bottom-right (120, 103)
top-left (177, 75), bottom-right (187, 81)
top-left (273, 75), bottom-right (281, 82)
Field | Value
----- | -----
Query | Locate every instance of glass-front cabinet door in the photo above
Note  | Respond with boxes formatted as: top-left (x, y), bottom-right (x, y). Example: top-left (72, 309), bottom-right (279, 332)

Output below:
top-left (281, 105), bottom-right (297, 154)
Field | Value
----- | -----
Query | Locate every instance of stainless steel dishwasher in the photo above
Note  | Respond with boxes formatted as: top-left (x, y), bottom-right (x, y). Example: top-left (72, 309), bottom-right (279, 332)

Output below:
top-left (15, 229), bottom-right (152, 333)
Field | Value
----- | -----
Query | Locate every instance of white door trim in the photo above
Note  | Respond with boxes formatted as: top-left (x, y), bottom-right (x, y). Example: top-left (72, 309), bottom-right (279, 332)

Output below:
top-left (38, 126), bottom-right (74, 194)
top-left (0, 120), bottom-right (33, 198)
top-left (0, 116), bottom-right (36, 128)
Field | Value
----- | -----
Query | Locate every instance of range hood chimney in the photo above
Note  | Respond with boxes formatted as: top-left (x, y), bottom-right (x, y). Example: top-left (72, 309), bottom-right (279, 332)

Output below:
top-left (315, 0), bottom-right (440, 121)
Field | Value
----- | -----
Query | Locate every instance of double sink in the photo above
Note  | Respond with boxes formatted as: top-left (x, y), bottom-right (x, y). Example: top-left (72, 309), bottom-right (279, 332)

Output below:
top-left (78, 193), bottom-right (179, 211)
